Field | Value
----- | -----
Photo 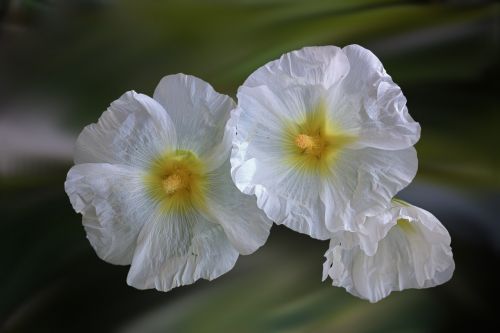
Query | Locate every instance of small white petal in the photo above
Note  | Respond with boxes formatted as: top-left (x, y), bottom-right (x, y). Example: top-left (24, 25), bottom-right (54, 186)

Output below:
top-left (324, 201), bottom-right (455, 303)
top-left (126, 211), bottom-right (238, 291)
top-left (64, 163), bottom-right (148, 265)
top-left (204, 159), bottom-right (272, 255)
top-left (153, 74), bottom-right (235, 171)
top-left (75, 91), bottom-right (177, 168)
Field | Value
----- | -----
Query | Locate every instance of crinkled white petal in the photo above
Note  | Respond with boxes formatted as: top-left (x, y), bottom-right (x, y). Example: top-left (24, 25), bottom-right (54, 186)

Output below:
top-left (322, 146), bottom-right (418, 240)
top-left (328, 209), bottom-right (396, 257)
top-left (64, 163), bottom-right (148, 265)
top-left (323, 201), bottom-right (455, 303)
top-left (126, 211), bottom-right (239, 291)
top-left (153, 74), bottom-right (236, 171)
top-left (341, 45), bottom-right (420, 150)
top-left (231, 154), bottom-right (330, 240)
top-left (75, 91), bottom-right (177, 168)
top-left (203, 159), bottom-right (272, 255)
top-left (243, 45), bottom-right (350, 89)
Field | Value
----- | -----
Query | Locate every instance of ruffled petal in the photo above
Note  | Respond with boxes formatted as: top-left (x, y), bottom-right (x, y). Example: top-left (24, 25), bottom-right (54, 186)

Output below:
top-left (64, 163), bottom-right (148, 265)
top-left (340, 45), bottom-right (420, 150)
top-left (322, 146), bottom-right (418, 239)
top-left (153, 74), bottom-right (235, 171)
top-left (328, 209), bottom-right (396, 257)
top-left (231, 155), bottom-right (330, 240)
top-left (340, 44), bottom-right (386, 93)
top-left (75, 91), bottom-right (177, 168)
top-left (203, 159), bottom-right (272, 255)
top-left (126, 210), bottom-right (239, 291)
top-left (324, 201), bottom-right (455, 303)
top-left (243, 46), bottom-right (350, 89)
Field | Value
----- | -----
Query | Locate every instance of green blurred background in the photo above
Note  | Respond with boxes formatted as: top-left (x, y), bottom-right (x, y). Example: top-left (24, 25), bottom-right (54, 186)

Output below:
top-left (1, 0), bottom-right (498, 332)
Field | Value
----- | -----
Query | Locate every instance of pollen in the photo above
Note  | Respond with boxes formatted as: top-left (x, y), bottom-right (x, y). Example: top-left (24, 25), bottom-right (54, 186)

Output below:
top-left (162, 168), bottom-right (191, 195)
top-left (295, 134), bottom-right (325, 158)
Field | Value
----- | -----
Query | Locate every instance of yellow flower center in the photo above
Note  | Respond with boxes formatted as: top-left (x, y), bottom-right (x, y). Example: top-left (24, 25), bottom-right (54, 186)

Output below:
top-left (144, 150), bottom-right (207, 214)
top-left (396, 218), bottom-right (415, 233)
top-left (283, 101), bottom-right (356, 174)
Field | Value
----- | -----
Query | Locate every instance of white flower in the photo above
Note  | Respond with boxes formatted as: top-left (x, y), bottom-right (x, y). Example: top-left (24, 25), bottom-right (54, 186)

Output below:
top-left (65, 74), bottom-right (272, 291)
top-left (323, 199), bottom-right (455, 303)
top-left (230, 45), bottom-right (420, 240)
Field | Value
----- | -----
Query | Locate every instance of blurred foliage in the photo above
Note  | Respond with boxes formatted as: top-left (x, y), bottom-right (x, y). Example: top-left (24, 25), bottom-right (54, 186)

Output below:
top-left (0, 0), bottom-right (499, 332)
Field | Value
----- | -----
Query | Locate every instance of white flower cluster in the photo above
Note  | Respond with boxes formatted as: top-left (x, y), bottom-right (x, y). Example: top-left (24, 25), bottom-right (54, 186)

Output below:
top-left (65, 45), bottom-right (454, 302)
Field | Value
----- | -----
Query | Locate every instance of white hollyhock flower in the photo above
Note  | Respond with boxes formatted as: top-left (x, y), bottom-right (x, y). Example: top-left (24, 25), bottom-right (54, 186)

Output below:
top-left (323, 199), bottom-right (455, 303)
top-left (230, 45), bottom-right (420, 240)
top-left (65, 74), bottom-right (272, 291)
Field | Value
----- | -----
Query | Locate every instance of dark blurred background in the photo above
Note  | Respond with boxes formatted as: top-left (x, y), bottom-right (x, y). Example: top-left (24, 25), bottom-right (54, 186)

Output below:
top-left (1, 0), bottom-right (498, 332)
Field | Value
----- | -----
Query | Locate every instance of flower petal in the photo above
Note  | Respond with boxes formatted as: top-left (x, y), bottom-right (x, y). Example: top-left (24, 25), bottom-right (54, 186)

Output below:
top-left (64, 163), bottom-right (148, 265)
top-left (340, 44), bottom-right (386, 93)
top-left (126, 211), bottom-right (238, 291)
top-left (75, 91), bottom-right (177, 168)
top-left (324, 201), bottom-right (455, 303)
top-left (153, 74), bottom-right (235, 171)
top-left (328, 209), bottom-right (396, 257)
top-left (203, 159), bottom-right (272, 255)
top-left (322, 146), bottom-right (418, 237)
top-left (243, 46), bottom-right (350, 89)
top-left (340, 44), bottom-right (420, 150)
top-left (232, 157), bottom-right (331, 239)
